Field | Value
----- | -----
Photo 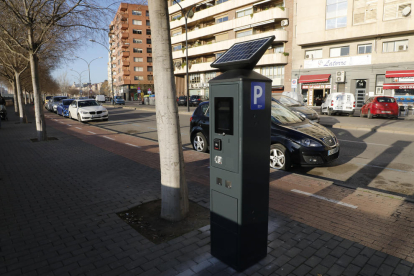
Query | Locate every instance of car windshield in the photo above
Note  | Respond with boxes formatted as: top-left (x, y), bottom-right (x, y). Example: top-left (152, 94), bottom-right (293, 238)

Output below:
top-left (190, 96), bottom-right (199, 99)
top-left (275, 96), bottom-right (302, 107)
top-left (179, 96), bottom-right (186, 99)
top-left (115, 96), bottom-right (123, 99)
top-left (62, 100), bottom-right (73, 105)
top-left (78, 100), bottom-right (99, 107)
top-left (271, 102), bottom-right (304, 124)
top-left (377, 97), bottom-right (395, 103)
top-left (54, 97), bottom-right (67, 101)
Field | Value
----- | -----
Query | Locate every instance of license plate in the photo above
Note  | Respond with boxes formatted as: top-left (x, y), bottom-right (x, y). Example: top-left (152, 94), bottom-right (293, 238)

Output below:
top-left (346, 106), bottom-right (352, 109)
top-left (381, 111), bottom-right (391, 113)
top-left (92, 115), bottom-right (100, 118)
top-left (328, 147), bottom-right (339, 156)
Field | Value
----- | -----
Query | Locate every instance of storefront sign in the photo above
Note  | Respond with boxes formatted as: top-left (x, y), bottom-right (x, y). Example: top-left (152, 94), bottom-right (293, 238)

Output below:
top-left (304, 55), bottom-right (371, 69)
top-left (301, 84), bottom-right (331, 89)
top-left (394, 77), bottom-right (414, 82)
top-left (308, 89), bottom-right (314, 106)
top-left (302, 85), bottom-right (309, 89)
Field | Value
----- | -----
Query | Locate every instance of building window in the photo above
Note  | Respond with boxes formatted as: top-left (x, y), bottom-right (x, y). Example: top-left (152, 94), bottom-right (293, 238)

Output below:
top-left (147, 57), bottom-right (152, 62)
top-left (189, 73), bottom-right (200, 83)
top-left (172, 44), bottom-right (182, 51)
top-left (261, 66), bottom-right (284, 82)
top-left (383, 40), bottom-right (408, 52)
top-left (330, 46), bottom-right (350, 57)
top-left (305, 49), bottom-right (322, 59)
top-left (146, 20), bottom-right (150, 26)
top-left (146, 11), bottom-right (149, 17)
top-left (133, 48), bottom-right (143, 53)
top-left (146, 29), bottom-right (151, 35)
top-left (132, 20), bottom-right (142, 25)
top-left (134, 76), bottom-right (144, 80)
top-left (236, 29), bottom-right (252, 38)
top-left (216, 52), bottom-right (224, 59)
top-left (147, 39), bottom-right (152, 44)
top-left (216, 0), bottom-right (228, 4)
top-left (119, 77), bottom-right (122, 82)
top-left (147, 48), bottom-right (152, 53)
top-left (384, 1), bottom-right (411, 20)
top-left (171, 13), bottom-right (182, 21)
top-left (326, 0), bottom-right (348, 30)
top-left (134, 57), bottom-right (143, 62)
top-left (353, 0), bottom-right (377, 25)
top-left (132, 10), bottom-right (142, 16)
top-left (236, 7), bottom-right (253, 18)
top-left (134, 67), bottom-right (143, 71)
top-left (118, 68), bottom-right (121, 73)
top-left (133, 38), bottom-right (142, 43)
top-left (133, 29), bottom-right (142, 34)
top-left (147, 66), bottom-right (153, 71)
top-left (172, 29), bottom-right (182, 37)
top-left (376, 74), bottom-right (385, 95)
top-left (205, 72), bottom-right (217, 82)
top-left (216, 15), bottom-right (228, 24)
top-left (118, 60), bottom-right (120, 65)
top-left (215, 32), bottom-right (228, 42)
top-left (358, 44), bottom-right (372, 54)
top-left (173, 0), bottom-right (181, 4)
top-left (148, 75), bottom-right (153, 81)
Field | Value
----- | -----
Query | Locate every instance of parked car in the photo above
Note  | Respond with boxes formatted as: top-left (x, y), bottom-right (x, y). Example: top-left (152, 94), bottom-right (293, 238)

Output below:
top-left (57, 99), bottom-right (74, 117)
top-left (177, 96), bottom-right (188, 106)
top-left (96, 95), bottom-right (105, 103)
top-left (321, 92), bottom-right (355, 116)
top-left (112, 96), bottom-right (125, 105)
top-left (44, 96), bottom-right (52, 104)
top-left (273, 95), bottom-right (319, 123)
top-left (282, 91), bottom-right (304, 103)
top-left (360, 96), bottom-right (399, 119)
top-left (189, 95), bottom-right (204, 107)
top-left (0, 105), bottom-right (7, 120)
top-left (46, 96), bottom-right (67, 112)
top-left (68, 99), bottom-right (109, 122)
top-left (190, 100), bottom-right (340, 170)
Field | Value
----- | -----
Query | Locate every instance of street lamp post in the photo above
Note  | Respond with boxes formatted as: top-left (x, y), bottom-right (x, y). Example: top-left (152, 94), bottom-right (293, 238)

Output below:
top-left (74, 56), bottom-right (103, 98)
top-left (70, 69), bottom-right (88, 97)
top-left (89, 39), bottom-right (115, 106)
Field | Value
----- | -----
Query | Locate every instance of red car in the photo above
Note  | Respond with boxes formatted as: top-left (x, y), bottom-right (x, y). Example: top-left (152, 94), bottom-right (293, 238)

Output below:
top-left (360, 96), bottom-right (399, 119)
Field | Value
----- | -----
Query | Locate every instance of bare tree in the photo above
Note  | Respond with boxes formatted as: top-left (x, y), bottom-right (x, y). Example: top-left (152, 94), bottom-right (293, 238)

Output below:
top-left (56, 72), bottom-right (71, 96)
top-left (149, 0), bottom-right (189, 221)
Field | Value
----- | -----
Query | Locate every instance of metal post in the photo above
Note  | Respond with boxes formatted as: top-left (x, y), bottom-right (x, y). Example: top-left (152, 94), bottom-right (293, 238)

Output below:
top-left (185, 17), bottom-right (189, 112)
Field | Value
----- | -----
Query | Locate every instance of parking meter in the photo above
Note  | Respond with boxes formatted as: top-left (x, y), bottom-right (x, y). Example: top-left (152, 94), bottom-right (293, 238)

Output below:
top-left (208, 36), bottom-right (275, 271)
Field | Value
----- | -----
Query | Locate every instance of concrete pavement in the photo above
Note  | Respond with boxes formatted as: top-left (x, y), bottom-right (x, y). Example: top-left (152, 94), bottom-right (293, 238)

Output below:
top-left (1, 106), bottom-right (414, 275)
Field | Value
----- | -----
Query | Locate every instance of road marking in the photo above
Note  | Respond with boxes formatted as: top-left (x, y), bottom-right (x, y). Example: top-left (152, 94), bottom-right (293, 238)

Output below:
top-left (353, 162), bottom-right (413, 174)
top-left (103, 136), bottom-right (115, 140)
top-left (147, 127), bottom-right (157, 130)
top-left (87, 131), bottom-right (96, 135)
top-left (338, 139), bottom-right (390, 147)
top-left (291, 189), bottom-right (358, 209)
top-left (125, 143), bottom-right (141, 148)
top-left (75, 127), bottom-right (82, 130)
top-left (67, 124), bottom-right (72, 126)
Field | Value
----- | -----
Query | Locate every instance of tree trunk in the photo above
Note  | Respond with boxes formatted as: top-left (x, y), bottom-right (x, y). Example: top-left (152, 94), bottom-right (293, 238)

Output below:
top-left (12, 81), bottom-right (19, 115)
top-left (148, 0), bottom-right (189, 222)
top-left (29, 52), bottom-right (47, 141)
top-left (15, 72), bottom-right (26, 123)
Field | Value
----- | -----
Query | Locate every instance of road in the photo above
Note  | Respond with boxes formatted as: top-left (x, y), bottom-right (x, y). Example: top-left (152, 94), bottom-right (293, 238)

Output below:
top-left (84, 106), bottom-right (414, 197)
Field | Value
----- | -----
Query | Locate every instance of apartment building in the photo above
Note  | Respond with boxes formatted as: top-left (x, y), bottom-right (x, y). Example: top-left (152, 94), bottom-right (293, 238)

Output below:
top-left (292, 0), bottom-right (414, 107)
top-left (168, 0), bottom-right (293, 98)
top-left (109, 3), bottom-right (153, 101)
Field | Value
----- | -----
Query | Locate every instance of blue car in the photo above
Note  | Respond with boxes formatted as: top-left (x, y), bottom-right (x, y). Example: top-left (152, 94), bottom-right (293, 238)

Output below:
top-left (112, 96), bottom-right (125, 105)
top-left (57, 99), bottom-right (75, 117)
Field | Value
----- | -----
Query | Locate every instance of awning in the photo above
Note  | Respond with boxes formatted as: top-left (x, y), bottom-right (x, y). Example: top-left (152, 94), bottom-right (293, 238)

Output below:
top-left (299, 74), bottom-right (331, 83)
top-left (383, 83), bottom-right (414, 89)
top-left (253, 0), bottom-right (272, 6)
top-left (233, 19), bottom-right (275, 31)
top-left (385, 70), bottom-right (414, 78)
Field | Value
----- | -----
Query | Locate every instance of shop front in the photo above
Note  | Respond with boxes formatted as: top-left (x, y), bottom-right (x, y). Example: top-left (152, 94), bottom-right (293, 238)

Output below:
top-left (299, 74), bottom-right (331, 106)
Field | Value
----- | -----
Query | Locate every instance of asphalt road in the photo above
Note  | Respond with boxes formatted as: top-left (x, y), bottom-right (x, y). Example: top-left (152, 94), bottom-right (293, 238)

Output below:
top-left (87, 107), bottom-right (414, 198)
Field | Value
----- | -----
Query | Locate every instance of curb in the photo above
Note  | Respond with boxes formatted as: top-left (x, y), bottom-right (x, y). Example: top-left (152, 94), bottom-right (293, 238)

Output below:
top-left (103, 104), bottom-right (194, 115)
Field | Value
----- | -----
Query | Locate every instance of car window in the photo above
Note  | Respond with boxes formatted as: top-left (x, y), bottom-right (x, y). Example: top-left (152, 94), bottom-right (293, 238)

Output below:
top-left (71, 102), bottom-right (77, 107)
top-left (376, 97), bottom-right (395, 103)
top-left (63, 100), bottom-right (73, 105)
top-left (271, 102), bottom-right (304, 124)
top-left (276, 96), bottom-right (301, 107)
top-left (78, 100), bottom-right (99, 107)
top-left (201, 104), bottom-right (209, 117)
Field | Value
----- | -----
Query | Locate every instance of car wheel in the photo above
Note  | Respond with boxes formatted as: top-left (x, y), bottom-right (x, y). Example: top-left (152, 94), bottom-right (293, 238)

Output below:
top-left (367, 109), bottom-right (373, 119)
top-left (270, 144), bottom-right (291, 171)
top-left (193, 132), bottom-right (208, 153)
top-left (327, 108), bottom-right (332, 116)
top-left (320, 107), bottom-right (324, 115)
top-left (348, 112), bottom-right (354, 117)
top-left (68, 112), bottom-right (72, 119)
top-left (77, 113), bottom-right (82, 122)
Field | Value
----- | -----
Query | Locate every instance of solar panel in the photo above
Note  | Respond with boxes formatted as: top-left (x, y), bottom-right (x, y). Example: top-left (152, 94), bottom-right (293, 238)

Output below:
top-left (210, 36), bottom-right (275, 71)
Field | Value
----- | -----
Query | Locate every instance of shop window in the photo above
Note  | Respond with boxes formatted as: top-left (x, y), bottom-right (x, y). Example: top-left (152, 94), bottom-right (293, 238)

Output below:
top-left (216, 15), bottom-right (228, 24)
top-left (132, 20), bottom-right (142, 25)
top-left (353, 0), bottom-right (377, 25)
top-left (236, 7), bottom-right (253, 18)
top-left (384, 1), bottom-right (411, 20)
top-left (133, 29), bottom-right (142, 34)
top-left (326, 0), bottom-right (348, 30)
top-left (330, 46), bottom-right (349, 57)
top-left (358, 44), bottom-right (372, 54)
top-left (383, 40), bottom-right (408, 52)
top-left (132, 10), bottom-right (142, 16)
top-left (236, 29), bottom-right (252, 38)
top-left (305, 49), bottom-right (322, 59)
top-left (376, 74), bottom-right (385, 94)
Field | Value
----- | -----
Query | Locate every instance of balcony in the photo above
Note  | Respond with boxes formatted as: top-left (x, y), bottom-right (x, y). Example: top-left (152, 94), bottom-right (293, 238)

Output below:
top-left (121, 32), bottom-right (129, 39)
top-left (172, 30), bottom-right (288, 60)
top-left (120, 3), bottom-right (127, 11)
top-left (121, 42), bottom-right (130, 49)
top-left (124, 70), bottom-right (130, 76)
top-left (171, 7), bottom-right (288, 45)
top-left (121, 24), bottom-right (128, 30)
top-left (258, 52), bottom-right (288, 66)
top-left (122, 52), bottom-right (130, 58)
top-left (123, 61), bottom-right (130, 66)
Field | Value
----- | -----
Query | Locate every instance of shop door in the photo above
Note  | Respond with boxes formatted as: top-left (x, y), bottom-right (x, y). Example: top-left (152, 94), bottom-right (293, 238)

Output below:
top-left (356, 89), bottom-right (365, 107)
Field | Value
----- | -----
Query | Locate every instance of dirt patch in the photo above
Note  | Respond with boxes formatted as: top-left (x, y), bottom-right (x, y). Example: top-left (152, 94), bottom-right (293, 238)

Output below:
top-left (117, 200), bottom-right (210, 244)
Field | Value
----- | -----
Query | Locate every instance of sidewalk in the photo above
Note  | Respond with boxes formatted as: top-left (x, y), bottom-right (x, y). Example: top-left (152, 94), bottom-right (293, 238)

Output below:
top-left (1, 106), bottom-right (414, 276)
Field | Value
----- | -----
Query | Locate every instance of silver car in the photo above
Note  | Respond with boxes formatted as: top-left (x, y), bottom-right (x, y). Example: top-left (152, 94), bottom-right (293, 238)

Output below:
top-left (46, 96), bottom-right (67, 112)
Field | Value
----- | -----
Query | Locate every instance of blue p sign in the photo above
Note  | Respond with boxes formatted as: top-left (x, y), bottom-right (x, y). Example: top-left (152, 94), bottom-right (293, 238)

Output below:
top-left (251, 82), bottom-right (265, 110)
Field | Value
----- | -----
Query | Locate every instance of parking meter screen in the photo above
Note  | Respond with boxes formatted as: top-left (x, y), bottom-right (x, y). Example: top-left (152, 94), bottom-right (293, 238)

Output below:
top-left (215, 97), bottom-right (233, 135)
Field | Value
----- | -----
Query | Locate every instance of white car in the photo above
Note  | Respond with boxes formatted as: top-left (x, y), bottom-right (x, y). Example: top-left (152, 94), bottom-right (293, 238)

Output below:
top-left (321, 92), bottom-right (355, 116)
top-left (68, 99), bottom-right (109, 122)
